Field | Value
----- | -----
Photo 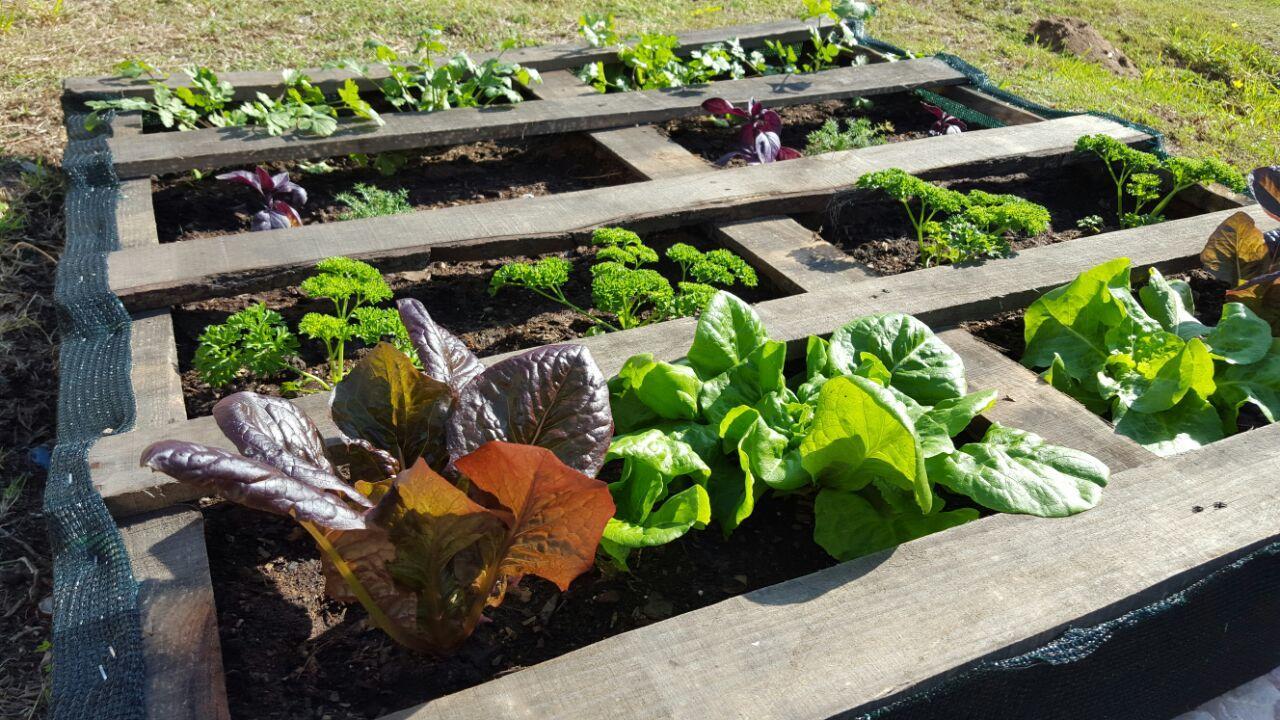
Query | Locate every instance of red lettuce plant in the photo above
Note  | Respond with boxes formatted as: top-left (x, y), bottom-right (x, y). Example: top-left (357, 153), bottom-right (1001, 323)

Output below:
top-left (140, 300), bottom-right (616, 653)
top-left (701, 97), bottom-right (801, 165)
top-left (923, 102), bottom-right (966, 136)
top-left (1201, 167), bottom-right (1280, 332)
top-left (217, 166), bottom-right (308, 231)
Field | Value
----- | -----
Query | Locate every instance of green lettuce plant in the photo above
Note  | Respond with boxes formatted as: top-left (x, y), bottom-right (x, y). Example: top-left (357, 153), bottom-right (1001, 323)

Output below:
top-left (854, 169), bottom-right (1051, 266)
top-left (1022, 257), bottom-right (1279, 456)
top-left (490, 227), bottom-right (757, 333)
top-left (1075, 134), bottom-right (1246, 228)
top-left (600, 291), bottom-right (1109, 566)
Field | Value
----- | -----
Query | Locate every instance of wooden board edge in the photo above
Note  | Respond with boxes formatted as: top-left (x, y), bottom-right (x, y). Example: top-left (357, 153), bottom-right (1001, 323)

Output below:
top-left (120, 506), bottom-right (231, 720)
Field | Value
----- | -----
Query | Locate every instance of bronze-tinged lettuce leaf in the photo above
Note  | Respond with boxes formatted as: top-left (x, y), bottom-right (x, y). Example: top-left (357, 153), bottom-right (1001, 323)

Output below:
top-left (331, 342), bottom-right (453, 470)
top-left (396, 299), bottom-right (484, 393)
top-left (213, 392), bottom-right (371, 508)
top-left (1251, 167), bottom-right (1280, 222)
top-left (453, 442), bottom-right (615, 593)
top-left (448, 344), bottom-right (613, 476)
top-left (140, 440), bottom-right (367, 530)
top-left (324, 436), bottom-right (401, 484)
top-left (1200, 211), bottom-right (1272, 285)
top-left (1227, 271), bottom-right (1280, 333)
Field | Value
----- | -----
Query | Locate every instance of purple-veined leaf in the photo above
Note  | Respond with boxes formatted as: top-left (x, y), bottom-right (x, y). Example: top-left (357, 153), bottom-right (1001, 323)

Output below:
top-left (214, 392), bottom-right (372, 507)
top-left (215, 169), bottom-right (264, 193)
top-left (396, 298), bottom-right (483, 393)
top-left (140, 440), bottom-right (368, 530)
top-left (447, 344), bottom-right (613, 476)
top-left (923, 102), bottom-right (967, 136)
top-left (1250, 166), bottom-right (1280, 222)
top-left (701, 97), bottom-right (744, 117)
top-left (325, 436), bottom-right (402, 484)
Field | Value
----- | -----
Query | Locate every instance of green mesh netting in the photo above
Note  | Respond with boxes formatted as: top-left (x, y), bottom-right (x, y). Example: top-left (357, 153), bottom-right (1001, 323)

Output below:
top-left (48, 108), bottom-right (146, 720)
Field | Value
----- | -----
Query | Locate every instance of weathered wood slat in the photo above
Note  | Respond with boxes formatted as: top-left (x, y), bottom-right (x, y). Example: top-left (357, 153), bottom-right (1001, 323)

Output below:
top-left (380, 421), bottom-right (1280, 720)
top-left (938, 328), bottom-right (1153, 472)
top-left (107, 114), bottom-right (1144, 310)
top-left (114, 113), bottom-right (188, 428)
top-left (106, 58), bottom-right (969, 178)
top-left (64, 20), bottom-right (822, 100)
top-left (930, 84), bottom-right (1045, 126)
top-left (90, 206), bottom-right (1275, 518)
top-left (119, 507), bottom-right (230, 720)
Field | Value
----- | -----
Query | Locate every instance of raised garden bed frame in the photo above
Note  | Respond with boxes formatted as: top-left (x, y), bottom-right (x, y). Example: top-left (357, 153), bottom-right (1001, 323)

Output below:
top-left (62, 19), bottom-right (1275, 720)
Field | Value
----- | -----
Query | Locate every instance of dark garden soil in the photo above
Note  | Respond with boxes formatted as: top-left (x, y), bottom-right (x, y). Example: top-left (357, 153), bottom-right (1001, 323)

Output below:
top-left (172, 228), bottom-right (783, 419)
top-left (809, 163), bottom-right (1213, 276)
top-left (659, 92), bottom-right (950, 167)
top-left (205, 490), bottom-right (836, 720)
top-left (152, 134), bottom-right (636, 243)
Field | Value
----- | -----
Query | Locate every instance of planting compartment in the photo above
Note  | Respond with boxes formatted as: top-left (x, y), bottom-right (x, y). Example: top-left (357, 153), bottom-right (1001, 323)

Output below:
top-left (59, 18), bottom-right (1279, 720)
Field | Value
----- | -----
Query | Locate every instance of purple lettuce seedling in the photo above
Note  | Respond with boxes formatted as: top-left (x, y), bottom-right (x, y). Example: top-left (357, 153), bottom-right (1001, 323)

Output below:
top-left (217, 166), bottom-right (308, 231)
top-left (923, 102), bottom-right (967, 136)
top-left (702, 97), bottom-right (801, 165)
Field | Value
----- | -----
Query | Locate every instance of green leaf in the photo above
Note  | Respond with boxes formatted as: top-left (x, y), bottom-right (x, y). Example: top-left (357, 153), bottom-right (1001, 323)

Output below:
top-left (599, 484), bottom-right (711, 568)
top-left (926, 424), bottom-right (1108, 517)
top-left (1203, 303), bottom-right (1272, 365)
top-left (805, 335), bottom-right (834, 380)
top-left (829, 313), bottom-right (966, 404)
top-left (698, 339), bottom-right (786, 428)
top-left (1042, 354), bottom-right (1109, 415)
top-left (1113, 393), bottom-right (1225, 457)
top-left (331, 343), bottom-right (452, 469)
top-left (1139, 268), bottom-right (1209, 339)
top-left (799, 375), bottom-right (930, 512)
top-left (1125, 337), bottom-right (1216, 414)
top-left (915, 389), bottom-right (999, 458)
top-left (687, 292), bottom-right (768, 380)
top-left (813, 486), bottom-right (977, 561)
top-left (1214, 338), bottom-right (1280, 425)
top-left (604, 429), bottom-right (711, 525)
top-left (1023, 257), bottom-right (1132, 380)
top-left (611, 353), bottom-right (701, 422)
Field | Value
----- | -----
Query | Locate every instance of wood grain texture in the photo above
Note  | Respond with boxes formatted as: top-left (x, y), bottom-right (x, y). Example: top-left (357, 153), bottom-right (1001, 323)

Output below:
top-left (931, 84), bottom-right (1045, 126)
top-left (119, 507), bottom-right (230, 720)
top-left (89, 206), bottom-right (1277, 518)
top-left (106, 58), bottom-right (968, 177)
top-left (107, 114), bottom-right (1146, 310)
top-left (939, 327), bottom-right (1153, 472)
top-left (379, 421), bottom-right (1280, 720)
top-left (113, 113), bottom-right (188, 429)
top-left (64, 19), bottom-right (821, 100)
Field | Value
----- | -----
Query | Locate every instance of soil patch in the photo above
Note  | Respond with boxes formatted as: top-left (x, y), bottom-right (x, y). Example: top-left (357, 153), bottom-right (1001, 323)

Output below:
top-left (811, 163), bottom-right (1211, 276)
top-left (1028, 18), bottom-right (1139, 77)
top-left (152, 135), bottom-right (636, 243)
top-left (659, 93), bottom-right (949, 166)
top-left (173, 228), bottom-right (783, 418)
top-left (205, 489), bottom-right (836, 720)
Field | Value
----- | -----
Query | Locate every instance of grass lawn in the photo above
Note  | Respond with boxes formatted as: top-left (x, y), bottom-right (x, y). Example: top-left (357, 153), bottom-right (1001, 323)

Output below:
top-left (0, 0), bottom-right (1275, 718)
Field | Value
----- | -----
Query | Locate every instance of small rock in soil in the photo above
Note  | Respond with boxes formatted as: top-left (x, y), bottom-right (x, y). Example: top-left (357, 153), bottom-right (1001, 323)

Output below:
top-left (1028, 18), bottom-right (1139, 77)
top-left (642, 593), bottom-right (674, 620)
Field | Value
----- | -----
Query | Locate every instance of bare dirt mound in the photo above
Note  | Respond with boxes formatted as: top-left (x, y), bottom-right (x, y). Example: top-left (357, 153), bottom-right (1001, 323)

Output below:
top-left (1029, 17), bottom-right (1140, 77)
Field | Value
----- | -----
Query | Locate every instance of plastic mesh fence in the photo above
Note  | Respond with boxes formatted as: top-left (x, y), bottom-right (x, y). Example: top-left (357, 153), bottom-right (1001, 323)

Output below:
top-left (46, 42), bottom-right (1272, 720)
top-left (48, 109), bottom-right (146, 720)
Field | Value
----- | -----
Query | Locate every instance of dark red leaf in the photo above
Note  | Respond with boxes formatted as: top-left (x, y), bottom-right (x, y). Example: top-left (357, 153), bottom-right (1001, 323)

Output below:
top-left (396, 298), bottom-right (483, 393)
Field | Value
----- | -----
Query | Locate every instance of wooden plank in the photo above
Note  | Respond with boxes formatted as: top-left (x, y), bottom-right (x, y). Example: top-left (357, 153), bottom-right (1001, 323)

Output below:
top-left (931, 84), bottom-right (1045, 126)
top-left (112, 113), bottom-right (188, 429)
top-left (89, 206), bottom-right (1278, 517)
top-left (938, 328), bottom-right (1153, 471)
top-left (120, 507), bottom-right (230, 720)
top-left (711, 217), bottom-right (873, 293)
top-left (106, 58), bottom-right (969, 178)
top-left (106, 114), bottom-right (1145, 310)
top-left (380, 421), bottom-right (1280, 720)
top-left (64, 20), bottom-right (822, 101)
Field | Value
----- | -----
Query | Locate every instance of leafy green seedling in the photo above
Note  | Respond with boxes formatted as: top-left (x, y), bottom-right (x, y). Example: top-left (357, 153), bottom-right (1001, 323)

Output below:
top-left (803, 117), bottom-right (890, 155)
top-left (856, 168), bottom-right (967, 246)
top-left (193, 303), bottom-right (302, 387)
top-left (335, 183), bottom-right (412, 220)
top-left (297, 257), bottom-right (401, 387)
top-left (1076, 134), bottom-right (1245, 227)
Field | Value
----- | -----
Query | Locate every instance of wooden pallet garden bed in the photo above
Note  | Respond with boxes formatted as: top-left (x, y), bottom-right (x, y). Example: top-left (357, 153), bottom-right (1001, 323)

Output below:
top-left (62, 19), bottom-right (1277, 720)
